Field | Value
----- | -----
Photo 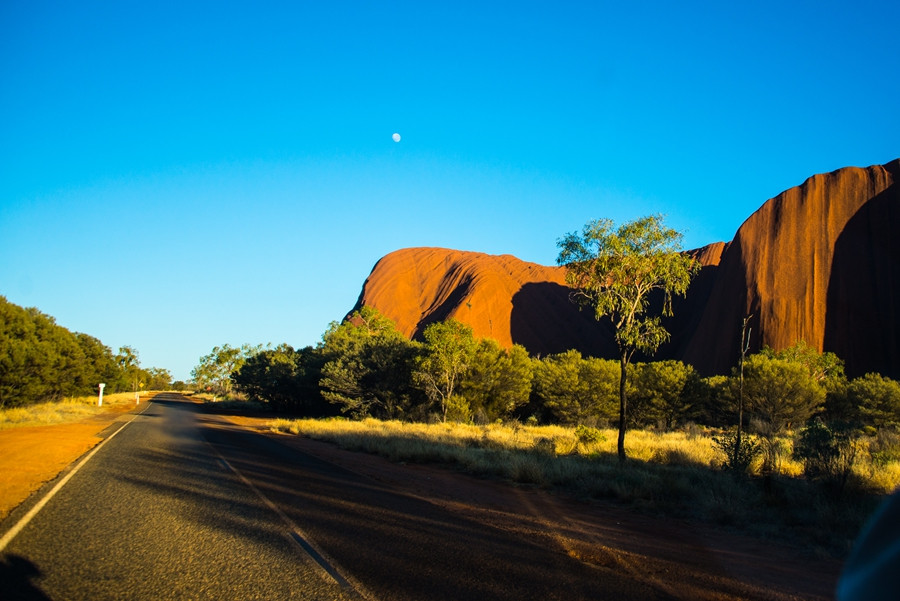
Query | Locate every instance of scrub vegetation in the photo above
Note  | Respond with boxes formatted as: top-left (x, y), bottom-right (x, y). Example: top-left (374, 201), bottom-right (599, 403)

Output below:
top-left (214, 305), bottom-right (900, 557)
top-left (0, 296), bottom-right (173, 408)
top-left (0, 392), bottom-right (146, 429)
top-left (268, 416), bottom-right (897, 555)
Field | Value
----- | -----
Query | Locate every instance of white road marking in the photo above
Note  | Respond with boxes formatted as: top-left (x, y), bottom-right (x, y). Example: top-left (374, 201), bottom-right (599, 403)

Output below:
top-left (0, 403), bottom-right (152, 553)
top-left (205, 437), bottom-right (377, 601)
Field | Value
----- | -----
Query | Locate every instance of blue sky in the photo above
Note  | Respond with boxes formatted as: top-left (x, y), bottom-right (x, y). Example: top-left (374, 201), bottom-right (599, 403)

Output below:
top-left (2, 1), bottom-right (898, 381)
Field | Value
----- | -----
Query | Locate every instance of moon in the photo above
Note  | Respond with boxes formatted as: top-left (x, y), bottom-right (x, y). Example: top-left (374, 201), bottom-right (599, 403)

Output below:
top-left (392, 133), bottom-right (401, 142)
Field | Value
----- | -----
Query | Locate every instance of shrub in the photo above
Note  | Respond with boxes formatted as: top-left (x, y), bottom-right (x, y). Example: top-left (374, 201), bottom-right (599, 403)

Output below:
top-left (794, 420), bottom-right (860, 497)
top-left (532, 437), bottom-right (557, 456)
top-left (713, 428), bottom-right (760, 473)
top-left (575, 424), bottom-right (605, 445)
top-left (867, 428), bottom-right (900, 468)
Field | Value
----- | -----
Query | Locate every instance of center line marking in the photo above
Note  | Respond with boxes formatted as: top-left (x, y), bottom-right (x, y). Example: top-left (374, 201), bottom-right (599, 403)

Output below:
top-left (204, 437), bottom-right (376, 601)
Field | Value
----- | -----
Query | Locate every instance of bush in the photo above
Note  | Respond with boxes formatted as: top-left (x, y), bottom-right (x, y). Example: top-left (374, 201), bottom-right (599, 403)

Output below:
top-left (868, 428), bottom-right (900, 468)
top-left (713, 428), bottom-right (760, 473)
top-left (575, 424), bottom-right (605, 445)
top-left (794, 419), bottom-right (858, 495)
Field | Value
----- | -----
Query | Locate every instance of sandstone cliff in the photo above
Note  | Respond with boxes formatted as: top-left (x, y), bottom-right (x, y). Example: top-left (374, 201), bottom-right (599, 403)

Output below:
top-left (681, 159), bottom-right (900, 377)
top-left (351, 159), bottom-right (900, 378)
top-left (351, 247), bottom-right (615, 357)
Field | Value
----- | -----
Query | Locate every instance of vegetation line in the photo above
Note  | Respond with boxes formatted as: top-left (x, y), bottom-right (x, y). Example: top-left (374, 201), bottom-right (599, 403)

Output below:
top-left (269, 416), bottom-right (891, 558)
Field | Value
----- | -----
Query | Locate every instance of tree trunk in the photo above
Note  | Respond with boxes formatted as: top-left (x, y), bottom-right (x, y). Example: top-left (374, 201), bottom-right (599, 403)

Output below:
top-left (617, 352), bottom-right (628, 463)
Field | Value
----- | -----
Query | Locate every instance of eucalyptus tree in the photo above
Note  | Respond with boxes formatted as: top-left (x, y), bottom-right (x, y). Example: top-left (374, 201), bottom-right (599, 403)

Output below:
top-left (192, 343), bottom-right (260, 400)
top-left (413, 319), bottom-right (478, 422)
top-left (557, 214), bottom-right (699, 461)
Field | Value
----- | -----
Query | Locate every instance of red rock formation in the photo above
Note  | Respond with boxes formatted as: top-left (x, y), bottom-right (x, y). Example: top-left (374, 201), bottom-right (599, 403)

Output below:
top-left (350, 248), bottom-right (613, 356)
top-left (682, 159), bottom-right (900, 377)
top-left (350, 245), bottom-right (720, 360)
top-left (351, 160), bottom-right (900, 378)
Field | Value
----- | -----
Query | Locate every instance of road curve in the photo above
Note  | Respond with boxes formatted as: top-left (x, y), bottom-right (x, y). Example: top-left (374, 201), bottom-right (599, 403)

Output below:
top-left (2, 394), bottom-right (723, 600)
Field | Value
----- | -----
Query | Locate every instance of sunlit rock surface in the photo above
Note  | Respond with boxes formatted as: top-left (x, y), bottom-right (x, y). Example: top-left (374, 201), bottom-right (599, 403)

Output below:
top-left (351, 160), bottom-right (900, 378)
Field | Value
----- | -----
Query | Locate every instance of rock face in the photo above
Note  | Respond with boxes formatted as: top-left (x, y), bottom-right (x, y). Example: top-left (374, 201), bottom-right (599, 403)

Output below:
top-left (351, 248), bottom-right (616, 357)
top-left (681, 159), bottom-right (900, 378)
top-left (351, 160), bottom-right (900, 378)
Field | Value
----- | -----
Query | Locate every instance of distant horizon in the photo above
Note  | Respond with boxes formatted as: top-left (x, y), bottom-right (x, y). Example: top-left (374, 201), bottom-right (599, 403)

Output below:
top-left (3, 2), bottom-right (897, 380)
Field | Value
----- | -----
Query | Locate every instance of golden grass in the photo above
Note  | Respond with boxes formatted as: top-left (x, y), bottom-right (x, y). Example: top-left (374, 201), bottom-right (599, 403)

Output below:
top-left (268, 416), bottom-right (900, 556)
top-left (0, 392), bottom-right (147, 429)
top-left (268, 418), bottom-right (899, 490)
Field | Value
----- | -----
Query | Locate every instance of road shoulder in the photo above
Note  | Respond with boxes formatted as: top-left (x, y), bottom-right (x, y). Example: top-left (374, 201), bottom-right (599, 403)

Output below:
top-left (0, 401), bottom-right (150, 521)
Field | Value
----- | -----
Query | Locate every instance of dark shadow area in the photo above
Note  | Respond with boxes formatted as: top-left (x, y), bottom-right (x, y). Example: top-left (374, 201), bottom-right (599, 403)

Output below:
top-left (657, 257), bottom-right (724, 363)
top-left (679, 235), bottom-right (758, 376)
top-left (412, 275), bottom-right (474, 338)
top-left (160, 407), bottom-right (677, 600)
top-left (825, 175), bottom-right (900, 379)
top-left (0, 554), bottom-right (52, 601)
top-left (510, 282), bottom-right (617, 358)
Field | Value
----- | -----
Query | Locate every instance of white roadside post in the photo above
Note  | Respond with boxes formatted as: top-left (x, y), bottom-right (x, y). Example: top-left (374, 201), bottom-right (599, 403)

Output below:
top-left (98, 383), bottom-right (105, 407)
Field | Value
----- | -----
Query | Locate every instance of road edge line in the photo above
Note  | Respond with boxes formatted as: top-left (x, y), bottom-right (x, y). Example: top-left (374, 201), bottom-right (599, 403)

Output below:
top-left (207, 441), bottom-right (376, 601)
top-left (0, 403), bottom-right (151, 553)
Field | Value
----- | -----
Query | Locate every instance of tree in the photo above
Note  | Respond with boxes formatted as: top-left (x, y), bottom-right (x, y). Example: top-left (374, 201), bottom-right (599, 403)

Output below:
top-left (0, 295), bottom-right (153, 406)
top-left (762, 340), bottom-right (846, 393)
top-left (557, 214), bottom-right (699, 461)
top-left (413, 319), bottom-right (478, 422)
top-left (146, 367), bottom-right (172, 391)
top-left (629, 360), bottom-right (700, 430)
top-left (740, 353), bottom-right (825, 472)
top-left (74, 333), bottom-right (120, 393)
top-left (847, 373), bottom-right (900, 430)
top-left (319, 308), bottom-right (421, 419)
top-left (457, 339), bottom-right (533, 423)
top-left (233, 344), bottom-right (303, 410)
top-left (531, 350), bottom-right (618, 425)
top-left (116, 346), bottom-right (143, 394)
top-left (192, 343), bottom-right (259, 400)
top-left (742, 354), bottom-right (825, 429)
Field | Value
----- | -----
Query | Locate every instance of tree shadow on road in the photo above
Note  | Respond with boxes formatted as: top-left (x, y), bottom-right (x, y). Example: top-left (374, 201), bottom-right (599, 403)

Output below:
top-left (1, 554), bottom-right (52, 601)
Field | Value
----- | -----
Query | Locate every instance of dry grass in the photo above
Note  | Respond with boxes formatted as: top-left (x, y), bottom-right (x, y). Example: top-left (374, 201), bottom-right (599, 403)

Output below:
top-left (0, 392), bottom-right (147, 429)
top-left (269, 417), bottom-right (899, 556)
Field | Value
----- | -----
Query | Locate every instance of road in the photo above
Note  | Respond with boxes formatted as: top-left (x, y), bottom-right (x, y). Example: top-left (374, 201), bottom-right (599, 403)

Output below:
top-left (1, 394), bottom-right (807, 600)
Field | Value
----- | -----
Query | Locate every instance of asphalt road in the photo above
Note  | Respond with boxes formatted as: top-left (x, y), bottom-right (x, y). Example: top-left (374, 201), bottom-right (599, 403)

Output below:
top-left (1, 395), bottom-right (672, 601)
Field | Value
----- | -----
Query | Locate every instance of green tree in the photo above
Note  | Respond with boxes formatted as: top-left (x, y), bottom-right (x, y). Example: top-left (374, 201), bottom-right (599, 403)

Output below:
top-left (557, 214), bottom-right (699, 461)
top-left (413, 319), bottom-right (478, 422)
top-left (233, 344), bottom-right (303, 410)
top-left (146, 367), bottom-right (172, 391)
top-left (742, 354), bottom-right (825, 429)
top-left (531, 350), bottom-right (618, 425)
top-left (457, 339), bottom-right (533, 423)
top-left (233, 343), bottom-right (335, 415)
top-left (115, 346), bottom-right (143, 394)
top-left (319, 308), bottom-right (422, 419)
top-left (192, 343), bottom-right (259, 399)
top-left (629, 360), bottom-right (700, 430)
top-left (846, 373), bottom-right (900, 430)
top-left (0, 299), bottom-right (52, 406)
top-left (74, 333), bottom-right (120, 392)
top-left (740, 353), bottom-right (825, 471)
top-left (0, 296), bottom-right (154, 406)
top-left (762, 340), bottom-right (846, 393)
